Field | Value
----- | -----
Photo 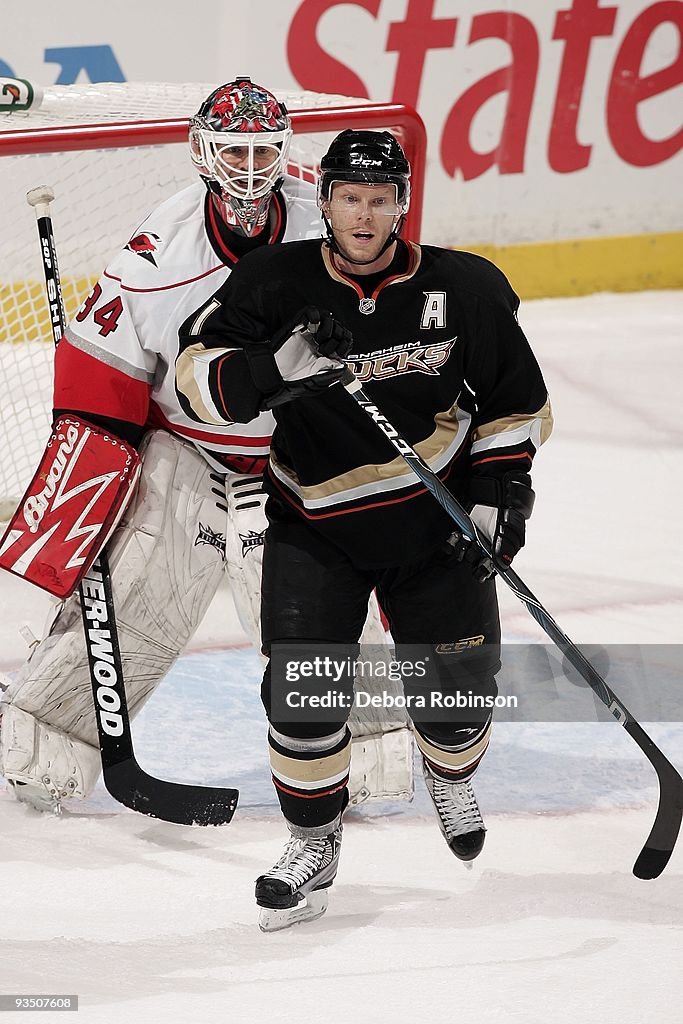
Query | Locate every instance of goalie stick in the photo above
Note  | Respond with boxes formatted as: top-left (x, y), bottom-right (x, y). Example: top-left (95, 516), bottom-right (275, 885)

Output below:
top-left (340, 369), bottom-right (683, 880)
top-left (27, 185), bottom-right (238, 825)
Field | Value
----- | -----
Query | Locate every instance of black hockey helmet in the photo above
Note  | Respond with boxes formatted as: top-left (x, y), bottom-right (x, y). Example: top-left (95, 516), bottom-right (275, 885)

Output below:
top-left (318, 129), bottom-right (411, 209)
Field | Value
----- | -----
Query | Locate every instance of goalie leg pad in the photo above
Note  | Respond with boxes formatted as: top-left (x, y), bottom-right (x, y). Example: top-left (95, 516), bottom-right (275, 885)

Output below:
top-left (350, 594), bottom-right (408, 737)
top-left (0, 704), bottom-right (100, 810)
top-left (225, 473), bottom-right (267, 648)
top-left (2, 430), bottom-right (227, 755)
top-left (348, 727), bottom-right (414, 806)
top-left (349, 596), bottom-right (413, 800)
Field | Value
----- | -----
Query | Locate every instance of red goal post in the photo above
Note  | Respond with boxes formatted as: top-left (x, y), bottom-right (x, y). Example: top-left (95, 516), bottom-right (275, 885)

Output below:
top-left (0, 82), bottom-right (426, 518)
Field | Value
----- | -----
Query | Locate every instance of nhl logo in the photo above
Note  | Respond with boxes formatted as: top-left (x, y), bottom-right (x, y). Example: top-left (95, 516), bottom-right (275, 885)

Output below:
top-left (358, 297), bottom-right (376, 315)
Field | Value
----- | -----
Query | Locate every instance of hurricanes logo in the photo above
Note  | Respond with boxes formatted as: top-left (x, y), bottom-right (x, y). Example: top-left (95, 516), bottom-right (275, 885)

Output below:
top-left (195, 523), bottom-right (226, 560)
top-left (0, 78), bottom-right (35, 111)
top-left (125, 232), bottom-right (161, 266)
top-left (1, 83), bottom-right (20, 104)
top-left (348, 337), bottom-right (457, 382)
top-left (240, 529), bottom-right (266, 557)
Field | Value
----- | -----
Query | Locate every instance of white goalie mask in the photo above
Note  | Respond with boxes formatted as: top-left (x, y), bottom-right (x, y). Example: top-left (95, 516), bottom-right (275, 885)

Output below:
top-left (189, 77), bottom-right (293, 236)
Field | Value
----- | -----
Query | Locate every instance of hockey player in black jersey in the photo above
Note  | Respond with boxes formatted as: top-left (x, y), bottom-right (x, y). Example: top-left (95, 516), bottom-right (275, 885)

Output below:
top-left (176, 129), bottom-right (553, 930)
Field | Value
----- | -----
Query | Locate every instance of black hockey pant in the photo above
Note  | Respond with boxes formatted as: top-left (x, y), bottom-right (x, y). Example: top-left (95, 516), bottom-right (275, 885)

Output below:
top-left (261, 513), bottom-right (501, 829)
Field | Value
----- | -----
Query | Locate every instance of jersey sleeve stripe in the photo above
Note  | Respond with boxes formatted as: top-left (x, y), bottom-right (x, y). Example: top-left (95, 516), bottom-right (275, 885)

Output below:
top-left (63, 327), bottom-right (153, 383)
top-left (470, 401), bottom-right (553, 455)
top-left (53, 336), bottom-right (150, 426)
top-left (148, 402), bottom-right (272, 450)
top-left (175, 342), bottom-right (235, 425)
top-left (214, 351), bottom-right (241, 423)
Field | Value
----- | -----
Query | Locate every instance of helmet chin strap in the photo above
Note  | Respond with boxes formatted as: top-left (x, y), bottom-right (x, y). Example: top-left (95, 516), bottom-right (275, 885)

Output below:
top-left (322, 212), bottom-right (405, 267)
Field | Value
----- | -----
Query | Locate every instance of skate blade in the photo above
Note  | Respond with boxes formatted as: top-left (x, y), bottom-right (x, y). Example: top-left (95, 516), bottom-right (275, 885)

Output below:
top-left (258, 889), bottom-right (329, 932)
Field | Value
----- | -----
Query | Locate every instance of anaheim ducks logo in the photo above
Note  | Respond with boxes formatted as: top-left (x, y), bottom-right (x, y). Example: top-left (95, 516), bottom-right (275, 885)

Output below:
top-left (125, 232), bottom-right (161, 266)
top-left (347, 337), bottom-right (457, 382)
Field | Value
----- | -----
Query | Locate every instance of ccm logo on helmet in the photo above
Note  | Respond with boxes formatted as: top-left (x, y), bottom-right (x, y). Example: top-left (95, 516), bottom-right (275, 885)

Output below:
top-left (349, 153), bottom-right (383, 168)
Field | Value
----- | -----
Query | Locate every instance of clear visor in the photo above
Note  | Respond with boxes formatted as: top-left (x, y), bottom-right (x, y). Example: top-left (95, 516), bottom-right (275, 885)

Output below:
top-left (322, 181), bottom-right (407, 218)
top-left (189, 127), bottom-right (292, 199)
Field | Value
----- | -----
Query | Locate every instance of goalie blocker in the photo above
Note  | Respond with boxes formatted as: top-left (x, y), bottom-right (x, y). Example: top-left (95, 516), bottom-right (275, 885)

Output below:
top-left (0, 416), bottom-right (141, 598)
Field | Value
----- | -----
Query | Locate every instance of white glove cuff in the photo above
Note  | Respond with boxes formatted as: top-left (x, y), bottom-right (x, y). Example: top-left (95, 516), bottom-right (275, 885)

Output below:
top-left (470, 503), bottom-right (498, 542)
top-left (274, 329), bottom-right (343, 382)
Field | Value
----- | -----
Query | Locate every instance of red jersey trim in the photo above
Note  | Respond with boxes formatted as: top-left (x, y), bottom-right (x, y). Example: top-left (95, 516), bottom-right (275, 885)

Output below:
top-left (272, 777), bottom-right (349, 799)
top-left (470, 452), bottom-right (533, 468)
top-left (103, 264), bottom-right (225, 295)
top-left (321, 241), bottom-right (421, 303)
top-left (148, 402), bottom-right (272, 449)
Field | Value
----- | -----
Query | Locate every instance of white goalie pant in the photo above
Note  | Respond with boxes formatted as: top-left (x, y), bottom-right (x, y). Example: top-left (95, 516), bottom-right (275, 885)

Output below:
top-left (0, 430), bottom-right (413, 807)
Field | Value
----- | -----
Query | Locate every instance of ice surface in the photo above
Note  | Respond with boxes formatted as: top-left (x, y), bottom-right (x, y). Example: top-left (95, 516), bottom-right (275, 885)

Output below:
top-left (1, 291), bottom-right (681, 1022)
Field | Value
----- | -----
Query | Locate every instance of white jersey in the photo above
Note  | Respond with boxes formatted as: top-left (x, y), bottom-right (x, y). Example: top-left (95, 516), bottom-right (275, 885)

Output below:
top-left (54, 176), bottom-right (322, 472)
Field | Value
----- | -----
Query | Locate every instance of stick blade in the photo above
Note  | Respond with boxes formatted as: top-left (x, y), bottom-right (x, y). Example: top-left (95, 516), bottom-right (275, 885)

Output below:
top-left (633, 846), bottom-right (675, 880)
top-left (632, 765), bottom-right (683, 879)
top-left (104, 759), bottom-right (238, 826)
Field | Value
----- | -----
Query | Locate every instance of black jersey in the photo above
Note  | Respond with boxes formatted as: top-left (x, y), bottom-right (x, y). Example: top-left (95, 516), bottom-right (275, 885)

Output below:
top-left (177, 239), bottom-right (552, 568)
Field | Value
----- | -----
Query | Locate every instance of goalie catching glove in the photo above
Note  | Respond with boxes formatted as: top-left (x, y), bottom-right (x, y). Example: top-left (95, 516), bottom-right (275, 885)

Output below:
top-left (245, 306), bottom-right (353, 409)
top-left (450, 471), bottom-right (535, 580)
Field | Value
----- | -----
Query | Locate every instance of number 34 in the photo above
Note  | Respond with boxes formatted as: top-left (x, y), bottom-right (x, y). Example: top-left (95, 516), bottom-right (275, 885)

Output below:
top-left (75, 282), bottom-right (123, 337)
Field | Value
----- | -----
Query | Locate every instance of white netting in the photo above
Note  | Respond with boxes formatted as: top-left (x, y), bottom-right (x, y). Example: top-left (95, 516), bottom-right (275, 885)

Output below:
top-left (0, 82), bottom-right (407, 517)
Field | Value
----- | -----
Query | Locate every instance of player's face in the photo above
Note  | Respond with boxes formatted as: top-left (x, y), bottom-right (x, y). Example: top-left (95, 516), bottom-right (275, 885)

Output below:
top-left (324, 182), bottom-right (400, 267)
top-left (217, 143), bottom-right (281, 173)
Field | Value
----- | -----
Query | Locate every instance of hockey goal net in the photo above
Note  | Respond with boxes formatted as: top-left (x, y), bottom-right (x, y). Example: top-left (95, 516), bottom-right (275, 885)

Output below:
top-left (0, 81), bottom-right (426, 520)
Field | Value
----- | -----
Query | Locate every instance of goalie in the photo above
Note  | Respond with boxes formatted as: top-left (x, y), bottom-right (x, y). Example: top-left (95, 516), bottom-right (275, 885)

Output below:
top-left (0, 79), bottom-right (413, 814)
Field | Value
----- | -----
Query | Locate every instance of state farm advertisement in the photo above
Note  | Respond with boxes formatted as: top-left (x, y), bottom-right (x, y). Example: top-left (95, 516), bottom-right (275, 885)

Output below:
top-left (2, 0), bottom-right (681, 248)
top-left (276, 0), bottom-right (683, 246)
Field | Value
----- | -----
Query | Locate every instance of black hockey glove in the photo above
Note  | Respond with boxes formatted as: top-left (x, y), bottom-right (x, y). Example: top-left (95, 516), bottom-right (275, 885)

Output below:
top-left (245, 307), bottom-right (353, 410)
top-left (450, 472), bottom-right (535, 580)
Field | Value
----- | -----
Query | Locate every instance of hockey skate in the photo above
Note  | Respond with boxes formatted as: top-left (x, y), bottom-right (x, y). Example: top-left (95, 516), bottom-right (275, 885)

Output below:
top-left (423, 759), bottom-right (486, 864)
top-left (255, 820), bottom-right (343, 932)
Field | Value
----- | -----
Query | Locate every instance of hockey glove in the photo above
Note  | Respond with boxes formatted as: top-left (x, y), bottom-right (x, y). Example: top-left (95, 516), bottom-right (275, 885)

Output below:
top-left (450, 472), bottom-right (535, 580)
top-left (245, 307), bottom-right (353, 409)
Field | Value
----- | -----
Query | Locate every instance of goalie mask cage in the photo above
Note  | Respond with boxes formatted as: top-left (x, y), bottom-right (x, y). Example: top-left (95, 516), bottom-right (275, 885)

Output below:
top-left (0, 82), bottom-right (426, 520)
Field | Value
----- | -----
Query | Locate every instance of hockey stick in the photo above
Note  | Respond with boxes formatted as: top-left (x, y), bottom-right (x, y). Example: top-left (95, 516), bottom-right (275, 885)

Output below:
top-left (341, 370), bottom-right (683, 879)
top-left (27, 186), bottom-right (238, 825)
